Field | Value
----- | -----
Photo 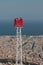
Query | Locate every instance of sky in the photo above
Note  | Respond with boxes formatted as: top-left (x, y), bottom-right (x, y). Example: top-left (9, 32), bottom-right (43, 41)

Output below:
top-left (0, 0), bottom-right (43, 20)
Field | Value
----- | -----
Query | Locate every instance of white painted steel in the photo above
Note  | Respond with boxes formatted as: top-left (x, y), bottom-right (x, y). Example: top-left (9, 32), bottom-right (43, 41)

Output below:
top-left (16, 27), bottom-right (22, 65)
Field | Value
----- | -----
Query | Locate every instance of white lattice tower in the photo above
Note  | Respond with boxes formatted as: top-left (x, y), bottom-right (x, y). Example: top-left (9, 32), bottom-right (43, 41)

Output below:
top-left (16, 27), bottom-right (22, 65)
top-left (14, 18), bottom-right (23, 65)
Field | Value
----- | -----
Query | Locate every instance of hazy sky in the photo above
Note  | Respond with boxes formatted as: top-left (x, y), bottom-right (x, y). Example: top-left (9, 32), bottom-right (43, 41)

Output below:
top-left (0, 0), bottom-right (43, 20)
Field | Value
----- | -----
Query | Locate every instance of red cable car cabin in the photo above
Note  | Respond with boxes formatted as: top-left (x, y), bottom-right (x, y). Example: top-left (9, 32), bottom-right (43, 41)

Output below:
top-left (14, 18), bottom-right (24, 28)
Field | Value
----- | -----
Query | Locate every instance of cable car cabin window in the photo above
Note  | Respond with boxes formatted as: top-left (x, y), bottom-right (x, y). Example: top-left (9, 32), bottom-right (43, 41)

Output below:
top-left (42, 46), bottom-right (43, 50)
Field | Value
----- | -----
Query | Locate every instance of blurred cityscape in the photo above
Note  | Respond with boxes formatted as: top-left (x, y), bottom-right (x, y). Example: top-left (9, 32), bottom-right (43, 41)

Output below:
top-left (0, 36), bottom-right (43, 65)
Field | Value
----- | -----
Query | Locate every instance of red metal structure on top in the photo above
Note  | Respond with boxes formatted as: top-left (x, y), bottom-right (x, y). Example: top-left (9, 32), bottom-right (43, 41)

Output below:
top-left (14, 18), bottom-right (24, 28)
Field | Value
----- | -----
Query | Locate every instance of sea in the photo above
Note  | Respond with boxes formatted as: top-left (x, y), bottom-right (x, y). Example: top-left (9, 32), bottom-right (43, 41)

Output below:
top-left (0, 20), bottom-right (43, 36)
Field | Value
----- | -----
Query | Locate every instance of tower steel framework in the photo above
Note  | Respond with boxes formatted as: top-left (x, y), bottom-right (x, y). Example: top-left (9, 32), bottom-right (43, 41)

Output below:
top-left (14, 18), bottom-right (24, 65)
